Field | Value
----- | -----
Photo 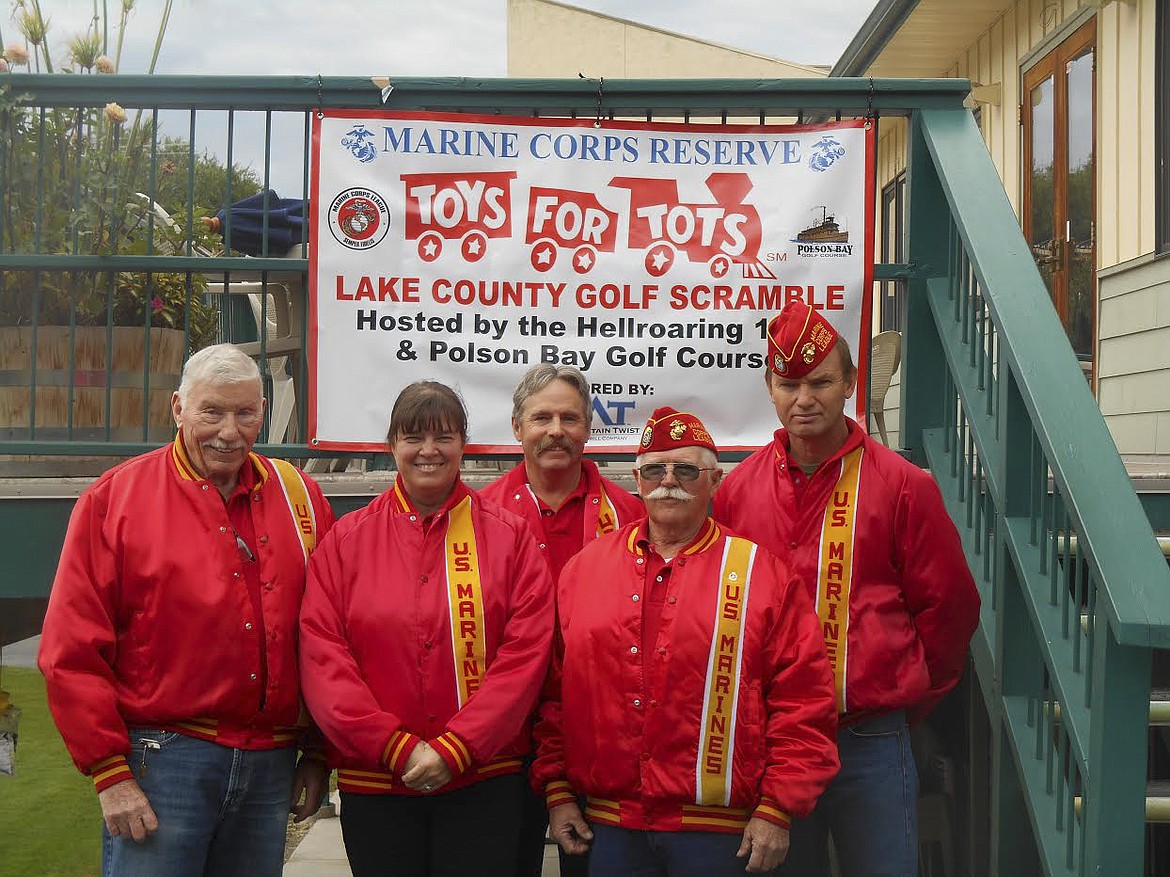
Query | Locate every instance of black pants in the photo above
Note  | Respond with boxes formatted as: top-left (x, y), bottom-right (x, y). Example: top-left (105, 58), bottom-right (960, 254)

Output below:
top-left (341, 775), bottom-right (524, 877)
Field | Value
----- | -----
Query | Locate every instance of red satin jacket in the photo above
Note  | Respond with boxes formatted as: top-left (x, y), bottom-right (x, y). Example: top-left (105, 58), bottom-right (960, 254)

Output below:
top-left (532, 518), bottom-right (838, 833)
top-left (39, 438), bottom-right (334, 791)
top-left (299, 479), bottom-right (554, 795)
top-left (714, 420), bottom-right (980, 721)
top-left (478, 459), bottom-right (644, 579)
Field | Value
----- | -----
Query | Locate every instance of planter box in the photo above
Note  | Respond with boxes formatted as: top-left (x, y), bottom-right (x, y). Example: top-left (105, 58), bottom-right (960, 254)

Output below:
top-left (0, 326), bottom-right (185, 443)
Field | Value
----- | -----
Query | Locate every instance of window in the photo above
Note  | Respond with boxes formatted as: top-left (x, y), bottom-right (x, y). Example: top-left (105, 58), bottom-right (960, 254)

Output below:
top-left (880, 172), bottom-right (906, 331)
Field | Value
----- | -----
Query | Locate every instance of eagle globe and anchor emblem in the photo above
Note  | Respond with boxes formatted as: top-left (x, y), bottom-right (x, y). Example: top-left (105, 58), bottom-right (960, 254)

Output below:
top-left (341, 124), bottom-right (378, 163)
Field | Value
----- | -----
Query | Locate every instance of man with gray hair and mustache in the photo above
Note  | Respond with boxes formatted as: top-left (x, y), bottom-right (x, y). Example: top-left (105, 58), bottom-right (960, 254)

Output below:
top-left (39, 343), bottom-right (334, 877)
top-left (531, 406), bottom-right (838, 876)
top-left (481, 363), bottom-right (643, 877)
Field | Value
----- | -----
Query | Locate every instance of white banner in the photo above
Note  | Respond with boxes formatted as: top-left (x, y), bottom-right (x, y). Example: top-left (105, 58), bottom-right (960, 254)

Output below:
top-left (309, 111), bottom-right (874, 453)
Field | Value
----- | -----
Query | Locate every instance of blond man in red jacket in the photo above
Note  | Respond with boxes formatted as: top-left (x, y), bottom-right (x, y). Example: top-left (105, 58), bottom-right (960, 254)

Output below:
top-left (39, 344), bottom-right (334, 877)
top-left (480, 363), bottom-right (643, 877)
top-left (533, 406), bottom-right (838, 876)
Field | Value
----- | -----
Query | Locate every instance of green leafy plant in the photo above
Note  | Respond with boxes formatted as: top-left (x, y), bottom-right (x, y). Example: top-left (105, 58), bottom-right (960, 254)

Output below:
top-left (0, 0), bottom-right (259, 352)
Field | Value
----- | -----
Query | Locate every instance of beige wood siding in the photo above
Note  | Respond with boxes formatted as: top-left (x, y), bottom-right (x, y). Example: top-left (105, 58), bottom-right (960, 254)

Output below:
top-left (507, 0), bottom-right (826, 80)
top-left (1098, 257), bottom-right (1170, 455)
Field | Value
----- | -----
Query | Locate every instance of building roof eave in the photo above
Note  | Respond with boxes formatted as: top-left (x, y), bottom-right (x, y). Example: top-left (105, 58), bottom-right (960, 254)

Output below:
top-left (830, 0), bottom-right (922, 78)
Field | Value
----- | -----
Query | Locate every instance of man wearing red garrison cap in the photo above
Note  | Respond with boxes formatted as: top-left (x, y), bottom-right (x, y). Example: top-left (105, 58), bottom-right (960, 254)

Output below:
top-left (714, 302), bottom-right (980, 877)
top-left (532, 405), bottom-right (839, 876)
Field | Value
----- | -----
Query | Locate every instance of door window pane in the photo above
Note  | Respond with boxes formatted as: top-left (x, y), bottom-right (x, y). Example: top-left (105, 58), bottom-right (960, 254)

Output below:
top-left (1066, 47), bottom-right (1095, 359)
top-left (1029, 76), bottom-right (1057, 299)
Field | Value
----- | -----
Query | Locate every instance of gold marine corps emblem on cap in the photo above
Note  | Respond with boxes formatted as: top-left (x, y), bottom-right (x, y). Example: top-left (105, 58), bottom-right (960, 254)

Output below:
top-left (669, 419), bottom-right (687, 441)
top-left (801, 342), bottom-right (818, 364)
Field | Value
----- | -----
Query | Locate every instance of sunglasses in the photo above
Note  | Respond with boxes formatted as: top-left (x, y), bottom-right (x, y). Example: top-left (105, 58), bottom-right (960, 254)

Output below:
top-left (635, 463), bottom-right (716, 483)
top-left (234, 530), bottom-right (256, 563)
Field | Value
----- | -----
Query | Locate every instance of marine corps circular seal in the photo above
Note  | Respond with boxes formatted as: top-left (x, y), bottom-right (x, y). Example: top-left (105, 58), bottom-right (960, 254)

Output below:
top-left (640, 425), bottom-right (654, 448)
top-left (773, 353), bottom-right (787, 374)
top-left (328, 188), bottom-right (390, 250)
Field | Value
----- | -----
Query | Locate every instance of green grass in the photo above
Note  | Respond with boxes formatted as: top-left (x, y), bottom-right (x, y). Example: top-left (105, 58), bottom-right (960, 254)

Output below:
top-left (0, 666), bottom-right (101, 877)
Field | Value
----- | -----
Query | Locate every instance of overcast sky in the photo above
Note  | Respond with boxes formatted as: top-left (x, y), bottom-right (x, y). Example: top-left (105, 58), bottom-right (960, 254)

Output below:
top-left (3, 1), bottom-right (878, 198)
top-left (6, 0), bottom-right (877, 75)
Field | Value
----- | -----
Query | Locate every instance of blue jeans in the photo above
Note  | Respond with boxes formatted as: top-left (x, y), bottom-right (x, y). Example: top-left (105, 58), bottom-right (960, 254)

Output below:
top-left (101, 729), bottom-right (296, 877)
top-left (779, 711), bottom-right (918, 877)
top-left (588, 823), bottom-right (766, 877)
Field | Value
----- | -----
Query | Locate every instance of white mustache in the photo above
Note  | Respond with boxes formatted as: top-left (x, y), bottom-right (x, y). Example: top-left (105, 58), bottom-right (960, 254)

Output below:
top-left (646, 485), bottom-right (693, 502)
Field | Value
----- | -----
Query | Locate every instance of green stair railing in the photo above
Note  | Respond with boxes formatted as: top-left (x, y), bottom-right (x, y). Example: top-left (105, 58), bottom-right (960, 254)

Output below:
top-left (903, 106), bottom-right (1170, 876)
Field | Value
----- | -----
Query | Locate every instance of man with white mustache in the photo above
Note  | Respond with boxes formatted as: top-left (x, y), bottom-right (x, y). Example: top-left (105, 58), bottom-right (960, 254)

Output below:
top-left (39, 344), bottom-right (334, 877)
top-left (481, 364), bottom-right (643, 877)
top-left (532, 406), bottom-right (838, 877)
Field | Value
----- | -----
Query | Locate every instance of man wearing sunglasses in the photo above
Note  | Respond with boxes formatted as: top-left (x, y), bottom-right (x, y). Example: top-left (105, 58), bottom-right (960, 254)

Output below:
top-left (532, 406), bottom-right (839, 876)
top-left (714, 301), bottom-right (980, 877)
top-left (481, 363), bottom-right (643, 877)
top-left (39, 344), bottom-right (335, 877)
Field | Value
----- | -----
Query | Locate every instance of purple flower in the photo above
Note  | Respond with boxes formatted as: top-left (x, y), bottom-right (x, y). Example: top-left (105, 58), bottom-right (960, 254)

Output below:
top-left (151, 296), bottom-right (165, 313)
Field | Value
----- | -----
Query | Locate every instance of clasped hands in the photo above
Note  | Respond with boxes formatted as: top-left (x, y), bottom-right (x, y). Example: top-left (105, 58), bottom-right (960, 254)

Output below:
top-left (401, 740), bottom-right (453, 793)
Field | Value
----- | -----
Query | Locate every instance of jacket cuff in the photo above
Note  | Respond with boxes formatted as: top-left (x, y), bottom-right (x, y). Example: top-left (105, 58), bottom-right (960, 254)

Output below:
top-left (545, 779), bottom-right (577, 810)
top-left (429, 731), bottom-right (472, 777)
top-left (382, 730), bottom-right (423, 776)
top-left (753, 797), bottom-right (791, 829)
top-left (90, 755), bottom-right (134, 793)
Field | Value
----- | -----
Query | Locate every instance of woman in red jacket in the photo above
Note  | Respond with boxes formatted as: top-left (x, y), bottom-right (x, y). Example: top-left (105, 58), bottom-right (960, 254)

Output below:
top-left (299, 381), bottom-right (554, 877)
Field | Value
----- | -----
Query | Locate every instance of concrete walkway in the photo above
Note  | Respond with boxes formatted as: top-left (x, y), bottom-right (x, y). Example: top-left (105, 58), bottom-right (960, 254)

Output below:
top-left (0, 635), bottom-right (40, 668)
top-left (284, 796), bottom-right (562, 876)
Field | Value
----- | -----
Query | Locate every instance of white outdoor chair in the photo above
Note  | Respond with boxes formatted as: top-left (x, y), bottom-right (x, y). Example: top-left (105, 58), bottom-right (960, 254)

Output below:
top-left (869, 330), bottom-right (902, 447)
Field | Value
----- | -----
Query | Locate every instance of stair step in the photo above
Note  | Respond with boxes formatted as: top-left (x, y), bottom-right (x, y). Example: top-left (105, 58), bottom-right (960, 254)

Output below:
top-left (1058, 534), bottom-right (1170, 557)
top-left (1075, 784), bottom-right (1170, 822)
top-left (1044, 698), bottom-right (1170, 726)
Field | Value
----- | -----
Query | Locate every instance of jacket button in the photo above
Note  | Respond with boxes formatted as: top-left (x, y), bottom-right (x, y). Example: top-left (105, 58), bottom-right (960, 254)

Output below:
top-left (633, 698), bottom-right (642, 707)
top-left (658, 647), bottom-right (666, 656)
top-left (233, 572), bottom-right (241, 579)
top-left (219, 526), bottom-right (227, 533)
top-left (259, 535), bottom-right (269, 544)
top-left (245, 622), bottom-right (253, 631)
top-left (636, 558), bottom-right (645, 565)
top-left (424, 640), bottom-right (432, 650)
top-left (790, 542), bottom-right (798, 550)
top-left (630, 646), bottom-right (638, 654)
top-left (410, 515), bottom-right (418, 522)
top-left (539, 543), bottom-right (547, 550)
top-left (640, 752), bottom-right (651, 761)
top-left (201, 484), bottom-right (209, 491)
top-left (253, 494), bottom-right (261, 502)
top-left (264, 582), bottom-right (274, 591)
top-left (421, 575), bottom-right (429, 583)
top-left (667, 596), bottom-right (676, 605)
top-left (632, 594), bottom-right (640, 602)
top-left (592, 498), bottom-right (599, 505)
top-left (249, 673), bottom-right (258, 681)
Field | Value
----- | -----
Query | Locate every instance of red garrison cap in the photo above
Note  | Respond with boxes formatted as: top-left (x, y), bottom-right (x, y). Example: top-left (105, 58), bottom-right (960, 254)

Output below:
top-left (766, 300), bottom-right (839, 379)
top-left (639, 406), bottom-right (717, 454)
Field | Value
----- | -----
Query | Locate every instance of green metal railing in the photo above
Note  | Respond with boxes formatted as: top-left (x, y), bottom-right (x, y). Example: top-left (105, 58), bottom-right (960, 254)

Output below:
top-left (3, 74), bottom-right (1169, 874)
top-left (904, 106), bottom-right (1170, 875)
